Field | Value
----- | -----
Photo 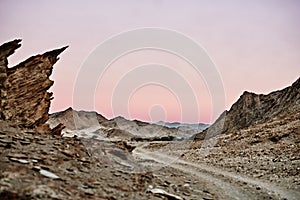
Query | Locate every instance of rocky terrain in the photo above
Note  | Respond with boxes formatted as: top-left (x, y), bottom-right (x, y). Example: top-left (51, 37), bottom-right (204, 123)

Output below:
top-left (183, 78), bottom-right (300, 198)
top-left (186, 108), bottom-right (300, 189)
top-left (0, 39), bottom-right (299, 199)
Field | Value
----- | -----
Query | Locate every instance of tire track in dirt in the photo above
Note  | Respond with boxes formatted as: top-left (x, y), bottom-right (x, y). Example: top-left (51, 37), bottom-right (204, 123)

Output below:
top-left (133, 147), bottom-right (300, 200)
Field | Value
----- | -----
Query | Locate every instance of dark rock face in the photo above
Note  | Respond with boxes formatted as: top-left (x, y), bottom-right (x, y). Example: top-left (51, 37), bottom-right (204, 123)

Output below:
top-left (223, 78), bottom-right (300, 133)
top-left (195, 78), bottom-right (300, 139)
top-left (0, 39), bottom-right (67, 133)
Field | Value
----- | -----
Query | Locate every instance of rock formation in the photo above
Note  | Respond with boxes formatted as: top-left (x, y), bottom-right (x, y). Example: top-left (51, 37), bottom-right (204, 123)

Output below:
top-left (195, 77), bottom-right (300, 139)
top-left (222, 78), bottom-right (300, 132)
top-left (0, 39), bottom-right (67, 134)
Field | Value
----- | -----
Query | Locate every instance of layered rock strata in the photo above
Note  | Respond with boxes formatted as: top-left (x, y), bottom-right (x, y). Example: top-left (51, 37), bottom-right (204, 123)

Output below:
top-left (0, 39), bottom-right (67, 133)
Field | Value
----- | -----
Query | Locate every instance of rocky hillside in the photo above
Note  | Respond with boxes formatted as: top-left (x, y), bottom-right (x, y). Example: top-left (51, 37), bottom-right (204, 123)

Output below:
top-left (223, 78), bottom-right (300, 132)
top-left (195, 77), bottom-right (300, 139)
top-left (0, 39), bottom-right (67, 134)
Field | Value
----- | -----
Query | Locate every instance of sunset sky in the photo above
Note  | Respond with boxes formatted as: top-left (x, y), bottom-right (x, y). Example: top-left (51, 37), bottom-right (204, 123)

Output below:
top-left (1, 0), bottom-right (300, 123)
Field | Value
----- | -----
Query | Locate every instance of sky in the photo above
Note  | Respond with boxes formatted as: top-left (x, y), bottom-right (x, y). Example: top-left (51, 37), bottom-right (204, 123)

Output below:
top-left (1, 0), bottom-right (300, 123)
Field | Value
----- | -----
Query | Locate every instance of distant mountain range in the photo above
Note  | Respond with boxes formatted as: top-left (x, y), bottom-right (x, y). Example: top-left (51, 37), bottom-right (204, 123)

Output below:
top-left (47, 108), bottom-right (204, 140)
top-left (152, 121), bottom-right (209, 130)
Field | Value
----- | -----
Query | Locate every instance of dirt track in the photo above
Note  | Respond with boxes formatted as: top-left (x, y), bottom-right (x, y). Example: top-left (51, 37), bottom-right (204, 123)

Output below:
top-left (133, 146), bottom-right (300, 200)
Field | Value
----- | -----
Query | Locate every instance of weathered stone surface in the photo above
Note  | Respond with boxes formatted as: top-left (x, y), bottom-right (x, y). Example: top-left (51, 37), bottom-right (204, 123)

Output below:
top-left (0, 39), bottom-right (67, 133)
top-left (0, 39), bottom-right (22, 116)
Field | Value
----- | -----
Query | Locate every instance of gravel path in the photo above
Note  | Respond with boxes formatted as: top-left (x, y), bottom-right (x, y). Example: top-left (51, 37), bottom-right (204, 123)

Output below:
top-left (133, 147), bottom-right (300, 200)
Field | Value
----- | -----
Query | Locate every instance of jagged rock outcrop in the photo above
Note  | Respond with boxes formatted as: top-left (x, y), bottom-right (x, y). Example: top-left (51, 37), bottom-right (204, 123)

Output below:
top-left (222, 77), bottom-right (300, 133)
top-left (195, 77), bottom-right (300, 139)
top-left (0, 39), bottom-right (67, 133)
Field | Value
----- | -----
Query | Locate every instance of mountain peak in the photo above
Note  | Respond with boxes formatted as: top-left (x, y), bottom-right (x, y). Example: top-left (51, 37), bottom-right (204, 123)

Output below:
top-left (195, 77), bottom-right (300, 139)
top-left (230, 77), bottom-right (299, 130)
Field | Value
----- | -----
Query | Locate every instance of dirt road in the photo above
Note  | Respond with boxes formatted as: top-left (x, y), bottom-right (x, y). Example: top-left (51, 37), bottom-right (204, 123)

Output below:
top-left (133, 146), bottom-right (300, 200)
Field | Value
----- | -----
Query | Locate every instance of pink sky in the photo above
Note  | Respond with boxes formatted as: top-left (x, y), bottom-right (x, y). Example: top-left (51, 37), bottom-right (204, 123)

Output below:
top-left (1, 0), bottom-right (300, 123)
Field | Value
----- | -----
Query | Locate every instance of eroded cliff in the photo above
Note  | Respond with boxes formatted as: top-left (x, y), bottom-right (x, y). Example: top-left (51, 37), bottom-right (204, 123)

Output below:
top-left (0, 39), bottom-right (67, 133)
